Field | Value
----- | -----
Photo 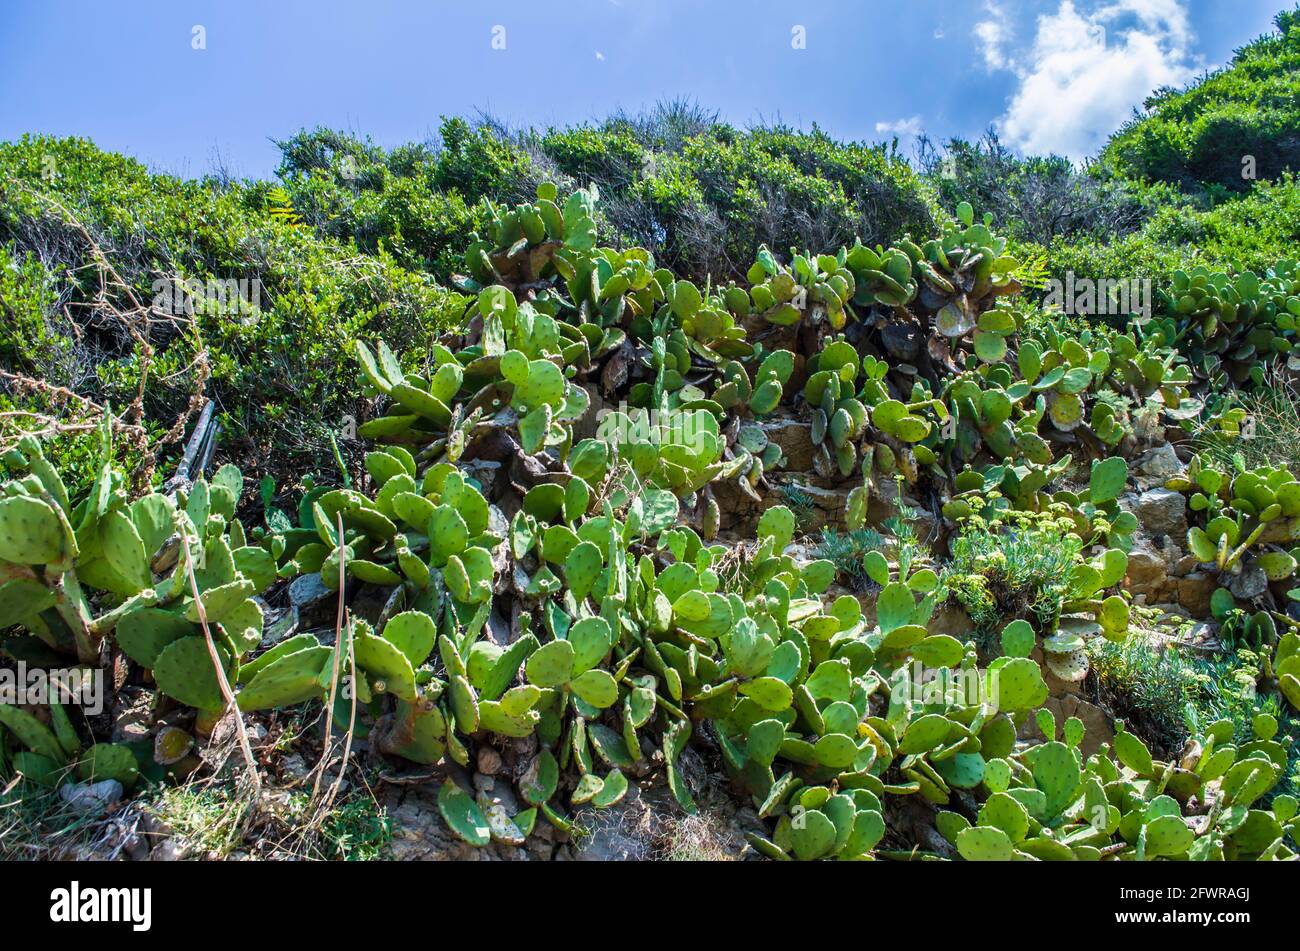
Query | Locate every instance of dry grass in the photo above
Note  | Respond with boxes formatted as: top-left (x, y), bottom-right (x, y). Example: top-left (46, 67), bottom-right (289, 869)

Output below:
top-left (0, 774), bottom-right (131, 860)
top-left (653, 810), bottom-right (744, 861)
top-left (1196, 375), bottom-right (1300, 477)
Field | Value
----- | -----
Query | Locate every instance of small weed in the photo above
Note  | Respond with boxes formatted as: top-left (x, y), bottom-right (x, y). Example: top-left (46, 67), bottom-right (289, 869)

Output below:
top-left (145, 781), bottom-right (254, 858)
top-left (1090, 634), bottom-right (1300, 801)
top-left (0, 775), bottom-right (118, 860)
top-left (775, 484), bottom-right (816, 525)
top-left (944, 514), bottom-right (1082, 638)
top-left (1196, 376), bottom-right (1300, 478)
top-left (654, 811), bottom-right (743, 861)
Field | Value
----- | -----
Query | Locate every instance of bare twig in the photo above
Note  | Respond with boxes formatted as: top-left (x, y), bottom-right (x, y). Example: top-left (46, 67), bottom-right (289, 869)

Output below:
top-left (311, 513), bottom-right (349, 802)
top-left (181, 529), bottom-right (261, 797)
top-left (316, 614), bottom-right (358, 819)
top-left (0, 187), bottom-right (211, 494)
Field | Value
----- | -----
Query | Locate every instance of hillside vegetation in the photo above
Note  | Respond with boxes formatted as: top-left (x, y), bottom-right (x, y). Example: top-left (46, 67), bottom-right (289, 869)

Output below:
top-left (1, 8), bottom-right (1300, 862)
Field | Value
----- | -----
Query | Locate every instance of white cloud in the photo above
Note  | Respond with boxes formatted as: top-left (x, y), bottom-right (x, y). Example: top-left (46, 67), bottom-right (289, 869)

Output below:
top-left (987, 0), bottom-right (1197, 159)
top-left (975, 2), bottom-right (1012, 69)
top-left (595, 50), bottom-right (605, 61)
top-left (876, 116), bottom-right (923, 137)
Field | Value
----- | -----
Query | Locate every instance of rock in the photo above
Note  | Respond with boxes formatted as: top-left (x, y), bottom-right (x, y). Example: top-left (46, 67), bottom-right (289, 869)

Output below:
top-left (350, 583), bottom-right (393, 625)
top-left (759, 416), bottom-right (815, 472)
top-left (462, 459), bottom-right (501, 497)
top-left (573, 785), bottom-right (655, 861)
top-left (1124, 544), bottom-right (1169, 601)
top-left (1137, 443), bottom-right (1183, 481)
top-left (59, 779), bottom-right (123, 814)
top-left (288, 572), bottom-right (331, 609)
top-left (927, 603), bottom-right (973, 639)
top-left (1257, 517), bottom-right (1300, 545)
top-left (149, 837), bottom-right (190, 861)
top-left (485, 609), bottom-right (511, 647)
top-left (111, 691), bottom-right (154, 744)
top-left (1229, 565), bottom-right (1268, 601)
top-left (1177, 572), bottom-right (1216, 618)
top-left (1030, 695), bottom-right (1115, 758)
top-left (1157, 619), bottom-right (1221, 654)
top-left (279, 754), bottom-right (310, 783)
top-left (1135, 488), bottom-right (1187, 540)
top-left (123, 832), bottom-right (151, 861)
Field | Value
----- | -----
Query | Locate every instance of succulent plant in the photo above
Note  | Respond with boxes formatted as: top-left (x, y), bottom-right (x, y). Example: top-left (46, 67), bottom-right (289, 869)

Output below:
top-left (1167, 453), bottom-right (1300, 612)
top-left (7, 176), bottom-right (1293, 862)
top-left (1156, 260), bottom-right (1300, 387)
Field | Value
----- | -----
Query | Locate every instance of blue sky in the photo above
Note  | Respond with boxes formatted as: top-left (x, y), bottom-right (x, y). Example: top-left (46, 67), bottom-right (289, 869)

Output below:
top-left (0, 0), bottom-right (1284, 179)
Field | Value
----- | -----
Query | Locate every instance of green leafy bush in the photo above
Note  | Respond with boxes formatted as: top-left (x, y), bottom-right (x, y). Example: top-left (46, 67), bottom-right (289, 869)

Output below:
top-left (1104, 9), bottom-right (1300, 192)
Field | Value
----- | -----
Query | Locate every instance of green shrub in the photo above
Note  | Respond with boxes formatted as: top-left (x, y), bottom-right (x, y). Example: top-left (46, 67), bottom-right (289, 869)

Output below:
top-left (0, 135), bottom-right (466, 484)
top-left (1103, 8), bottom-right (1300, 192)
top-left (945, 513), bottom-right (1083, 639)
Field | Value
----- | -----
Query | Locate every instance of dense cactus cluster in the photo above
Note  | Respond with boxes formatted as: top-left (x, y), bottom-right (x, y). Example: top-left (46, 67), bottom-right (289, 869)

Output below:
top-left (3, 183), bottom-right (1299, 860)
top-left (1150, 261), bottom-right (1300, 387)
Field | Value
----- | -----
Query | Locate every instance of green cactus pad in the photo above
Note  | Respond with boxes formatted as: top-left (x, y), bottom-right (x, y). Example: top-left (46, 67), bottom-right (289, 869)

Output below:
top-left (526, 639), bottom-right (575, 688)
top-left (978, 792), bottom-right (1030, 843)
top-left (592, 768), bottom-right (628, 808)
top-left (933, 752), bottom-right (986, 790)
top-left (354, 633), bottom-right (417, 701)
top-left (11, 752), bottom-right (65, 787)
top-left (0, 495), bottom-right (65, 564)
top-left (449, 674), bottom-right (480, 733)
top-left (75, 742), bottom-right (140, 788)
top-left (437, 780), bottom-right (491, 847)
top-left (377, 699), bottom-right (446, 764)
top-left (956, 825), bottom-right (1015, 861)
top-left (99, 509), bottom-right (151, 592)
top-left (1144, 814), bottom-right (1194, 856)
top-left (1089, 457), bottom-right (1128, 503)
top-left (571, 669), bottom-right (618, 708)
top-left (999, 619), bottom-right (1035, 658)
top-left (236, 645), bottom-right (331, 711)
top-left (738, 677), bottom-right (793, 712)
top-left (1113, 723), bottom-right (1154, 775)
top-left (0, 703), bottom-right (67, 763)
top-left (152, 636), bottom-right (231, 712)
top-left (757, 505), bottom-right (795, 551)
top-left (568, 617), bottom-right (611, 674)
top-left (789, 807), bottom-right (837, 860)
top-left (988, 657), bottom-right (1048, 712)
top-left (116, 607), bottom-right (195, 667)
top-left (183, 579), bottom-right (256, 625)
top-left (520, 750), bottom-right (560, 805)
top-left (381, 611), bottom-right (437, 668)
top-left (564, 541), bottom-right (603, 602)
top-left (0, 577), bottom-right (56, 629)
top-left (237, 633), bottom-right (318, 684)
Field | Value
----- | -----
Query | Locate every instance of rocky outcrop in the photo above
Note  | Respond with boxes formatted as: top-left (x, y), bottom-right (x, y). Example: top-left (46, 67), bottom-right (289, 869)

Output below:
top-left (1135, 487), bottom-right (1187, 540)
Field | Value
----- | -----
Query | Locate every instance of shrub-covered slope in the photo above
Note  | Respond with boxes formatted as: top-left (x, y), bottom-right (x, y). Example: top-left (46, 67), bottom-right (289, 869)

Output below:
top-left (0, 136), bottom-right (463, 494)
top-left (1104, 7), bottom-right (1300, 193)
